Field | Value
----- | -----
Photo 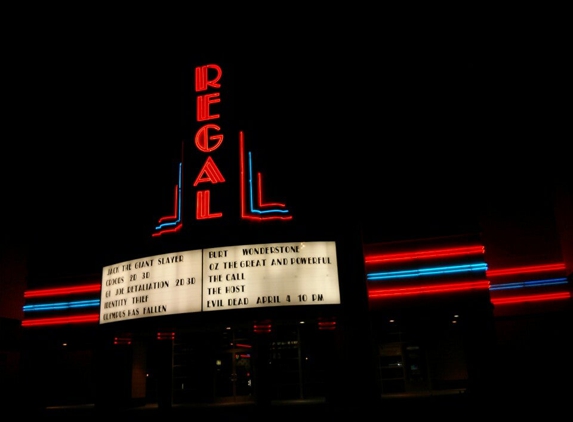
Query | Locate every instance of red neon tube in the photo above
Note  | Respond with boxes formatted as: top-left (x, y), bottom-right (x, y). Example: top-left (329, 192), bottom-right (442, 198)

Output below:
top-left (22, 313), bottom-right (99, 327)
top-left (368, 280), bottom-right (490, 299)
top-left (158, 185), bottom-right (179, 222)
top-left (365, 246), bottom-right (485, 265)
top-left (491, 292), bottom-right (570, 305)
top-left (487, 263), bottom-right (565, 277)
top-left (24, 284), bottom-right (101, 298)
top-left (239, 131), bottom-right (292, 221)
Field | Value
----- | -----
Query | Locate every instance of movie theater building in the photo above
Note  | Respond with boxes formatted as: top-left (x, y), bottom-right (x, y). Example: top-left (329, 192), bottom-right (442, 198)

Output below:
top-left (12, 61), bottom-right (573, 409)
top-left (17, 223), bottom-right (572, 408)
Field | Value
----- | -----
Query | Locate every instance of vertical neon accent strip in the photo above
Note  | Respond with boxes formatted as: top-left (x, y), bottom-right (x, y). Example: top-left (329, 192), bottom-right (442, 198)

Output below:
top-left (239, 131), bottom-right (292, 221)
top-left (248, 151), bottom-right (255, 212)
top-left (257, 172), bottom-right (286, 207)
top-left (159, 185), bottom-right (179, 222)
top-left (240, 131), bottom-right (248, 218)
top-left (153, 163), bottom-right (183, 237)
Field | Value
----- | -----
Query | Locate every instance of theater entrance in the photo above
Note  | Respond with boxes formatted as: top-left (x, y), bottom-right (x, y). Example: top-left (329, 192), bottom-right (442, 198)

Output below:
top-left (214, 329), bottom-right (254, 403)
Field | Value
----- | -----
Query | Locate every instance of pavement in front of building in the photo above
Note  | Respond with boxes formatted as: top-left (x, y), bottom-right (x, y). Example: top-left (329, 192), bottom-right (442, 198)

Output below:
top-left (19, 390), bottom-right (568, 421)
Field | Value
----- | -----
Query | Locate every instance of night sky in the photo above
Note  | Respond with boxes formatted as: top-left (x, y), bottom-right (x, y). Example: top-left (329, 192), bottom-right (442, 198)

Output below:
top-left (2, 16), bottom-right (567, 280)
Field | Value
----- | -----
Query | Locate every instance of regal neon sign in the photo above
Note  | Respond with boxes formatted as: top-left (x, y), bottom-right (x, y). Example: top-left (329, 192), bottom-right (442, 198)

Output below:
top-left (152, 63), bottom-right (291, 237)
top-left (194, 64), bottom-right (225, 220)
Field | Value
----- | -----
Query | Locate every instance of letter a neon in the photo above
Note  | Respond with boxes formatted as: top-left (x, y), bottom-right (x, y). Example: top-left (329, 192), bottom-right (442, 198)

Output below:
top-left (193, 156), bottom-right (226, 186)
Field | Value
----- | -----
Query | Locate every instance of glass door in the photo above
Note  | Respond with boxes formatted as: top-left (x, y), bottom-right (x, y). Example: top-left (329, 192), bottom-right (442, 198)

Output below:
top-left (214, 329), bottom-right (254, 402)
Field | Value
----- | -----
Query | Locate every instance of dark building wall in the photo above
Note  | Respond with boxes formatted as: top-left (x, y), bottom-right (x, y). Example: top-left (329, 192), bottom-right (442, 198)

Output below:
top-left (14, 180), bottom-right (572, 408)
top-left (479, 176), bottom-right (572, 405)
top-left (0, 243), bottom-right (27, 410)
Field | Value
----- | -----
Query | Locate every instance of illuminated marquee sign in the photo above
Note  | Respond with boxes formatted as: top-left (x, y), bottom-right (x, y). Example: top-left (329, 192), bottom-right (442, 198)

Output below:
top-left (99, 241), bottom-right (340, 324)
top-left (152, 62), bottom-right (291, 237)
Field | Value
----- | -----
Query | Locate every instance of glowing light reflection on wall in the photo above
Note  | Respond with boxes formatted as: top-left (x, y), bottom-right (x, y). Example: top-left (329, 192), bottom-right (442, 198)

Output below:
top-left (487, 263), bottom-right (570, 306)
